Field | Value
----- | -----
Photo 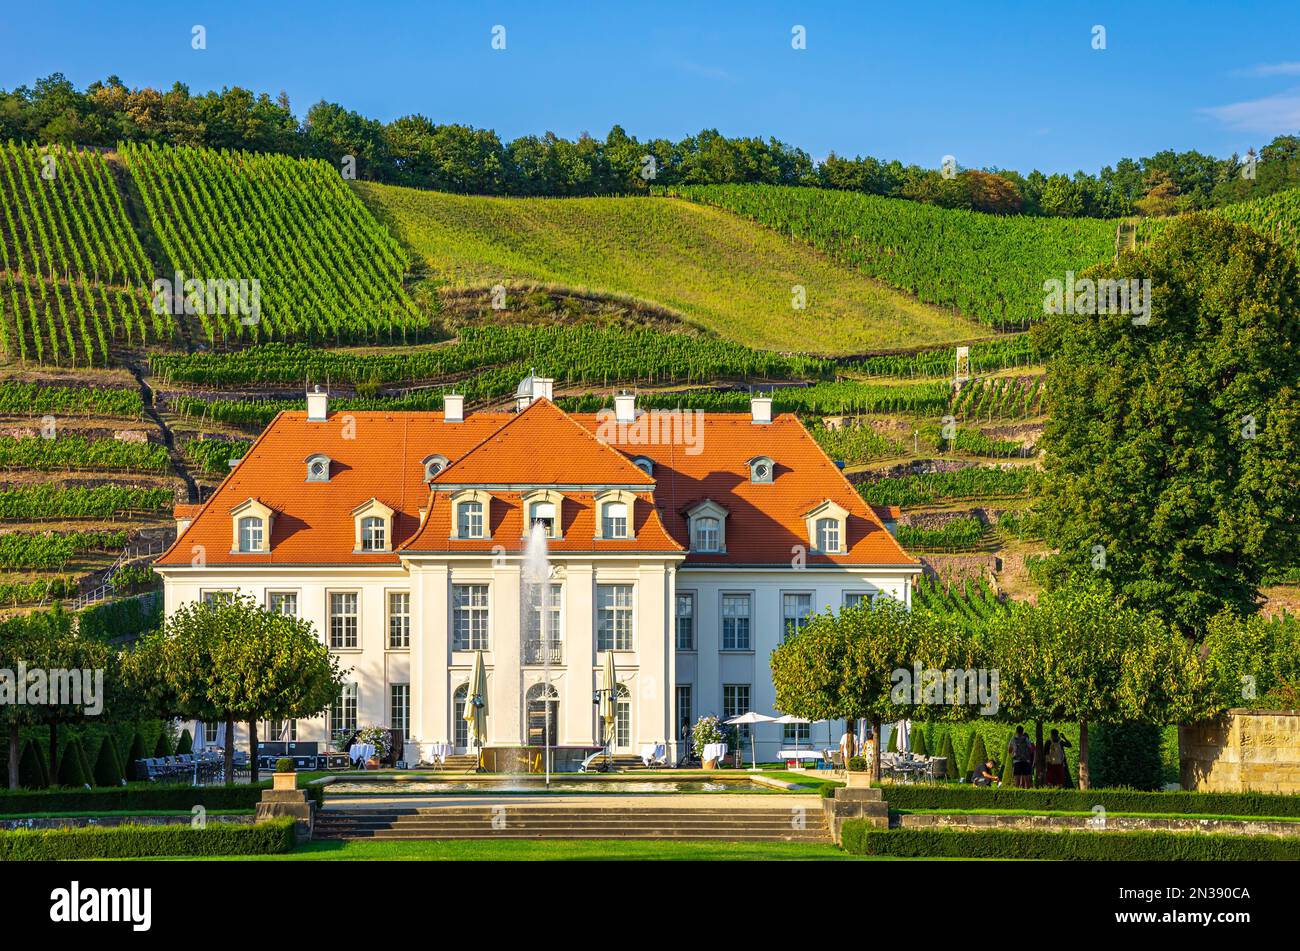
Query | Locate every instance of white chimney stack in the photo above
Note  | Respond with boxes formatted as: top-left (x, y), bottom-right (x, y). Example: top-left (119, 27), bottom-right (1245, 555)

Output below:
top-left (751, 395), bottom-right (773, 425)
top-left (614, 391), bottom-right (637, 423)
top-left (536, 377), bottom-right (554, 402)
top-left (306, 385), bottom-right (329, 422)
top-left (444, 393), bottom-right (464, 423)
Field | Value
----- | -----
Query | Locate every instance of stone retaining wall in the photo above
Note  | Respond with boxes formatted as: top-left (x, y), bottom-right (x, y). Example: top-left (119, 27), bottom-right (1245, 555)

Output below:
top-left (1179, 710), bottom-right (1300, 793)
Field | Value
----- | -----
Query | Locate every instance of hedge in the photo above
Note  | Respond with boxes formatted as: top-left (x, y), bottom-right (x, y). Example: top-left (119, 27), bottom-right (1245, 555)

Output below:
top-left (840, 824), bottom-right (1300, 861)
top-left (880, 784), bottom-right (1300, 817)
top-left (0, 781), bottom-right (323, 815)
top-left (0, 817), bottom-right (296, 860)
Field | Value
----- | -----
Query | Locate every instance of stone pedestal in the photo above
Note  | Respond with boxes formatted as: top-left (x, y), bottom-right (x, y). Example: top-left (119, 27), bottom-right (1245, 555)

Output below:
top-left (255, 788), bottom-right (317, 843)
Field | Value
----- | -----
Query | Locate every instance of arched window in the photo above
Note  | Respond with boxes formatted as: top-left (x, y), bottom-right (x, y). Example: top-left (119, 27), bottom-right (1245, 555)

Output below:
top-left (633, 457), bottom-right (654, 476)
top-left (306, 454), bottom-right (331, 482)
top-left (238, 516), bottom-right (263, 552)
top-left (692, 516), bottom-right (721, 552)
top-left (458, 500), bottom-right (484, 538)
top-left (525, 683), bottom-right (559, 747)
top-left (453, 684), bottom-right (469, 750)
top-left (598, 683), bottom-right (631, 751)
top-left (602, 501), bottom-right (629, 539)
top-left (423, 455), bottom-right (448, 481)
top-left (748, 456), bottom-right (775, 484)
top-left (360, 516), bottom-right (386, 551)
top-left (816, 517), bottom-right (841, 553)
top-left (529, 500), bottom-right (557, 538)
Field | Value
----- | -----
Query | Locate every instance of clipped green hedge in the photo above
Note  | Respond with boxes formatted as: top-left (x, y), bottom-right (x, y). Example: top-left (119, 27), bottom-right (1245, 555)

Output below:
top-left (840, 823), bottom-right (1300, 861)
top-left (0, 817), bottom-right (295, 860)
top-left (0, 781), bottom-right (323, 815)
top-left (881, 784), bottom-right (1300, 817)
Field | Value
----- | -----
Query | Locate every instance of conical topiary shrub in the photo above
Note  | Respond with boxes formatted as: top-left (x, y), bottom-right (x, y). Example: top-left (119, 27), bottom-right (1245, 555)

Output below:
top-left (911, 727), bottom-right (929, 757)
top-left (1001, 749), bottom-right (1015, 785)
top-left (93, 736), bottom-right (124, 787)
top-left (34, 741), bottom-right (52, 787)
top-left (58, 739), bottom-right (89, 787)
top-left (937, 732), bottom-right (961, 780)
top-left (176, 729), bottom-right (193, 755)
top-left (153, 729), bottom-right (174, 758)
top-left (18, 740), bottom-right (46, 789)
top-left (964, 732), bottom-right (988, 782)
top-left (887, 726), bottom-right (899, 753)
top-left (126, 731), bottom-right (147, 779)
top-left (75, 738), bottom-right (93, 784)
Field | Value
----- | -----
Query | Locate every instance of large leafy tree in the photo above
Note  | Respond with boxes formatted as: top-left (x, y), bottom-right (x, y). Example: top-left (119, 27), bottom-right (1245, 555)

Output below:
top-left (127, 595), bottom-right (345, 784)
top-left (1037, 215), bottom-right (1300, 632)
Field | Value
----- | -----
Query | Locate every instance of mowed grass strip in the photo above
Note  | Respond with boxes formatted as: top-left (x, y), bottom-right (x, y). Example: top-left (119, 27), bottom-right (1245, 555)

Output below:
top-left (356, 184), bottom-right (985, 354)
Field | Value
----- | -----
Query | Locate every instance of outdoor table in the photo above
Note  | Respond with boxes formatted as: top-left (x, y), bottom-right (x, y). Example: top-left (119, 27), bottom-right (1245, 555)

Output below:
top-left (428, 742), bottom-right (452, 765)
top-left (639, 743), bottom-right (666, 766)
top-left (702, 742), bottom-right (728, 766)
top-left (348, 743), bottom-right (376, 766)
top-left (778, 749), bottom-right (823, 768)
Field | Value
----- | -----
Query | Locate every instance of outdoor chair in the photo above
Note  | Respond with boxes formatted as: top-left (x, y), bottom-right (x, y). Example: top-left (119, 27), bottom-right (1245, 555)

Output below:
top-left (927, 757), bottom-right (947, 783)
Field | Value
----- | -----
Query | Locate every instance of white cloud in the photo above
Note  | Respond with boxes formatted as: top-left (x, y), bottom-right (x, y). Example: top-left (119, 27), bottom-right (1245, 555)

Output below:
top-left (1247, 62), bottom-right (1300, 77)
top-left (1201, 88), bottom-right (1300, 134)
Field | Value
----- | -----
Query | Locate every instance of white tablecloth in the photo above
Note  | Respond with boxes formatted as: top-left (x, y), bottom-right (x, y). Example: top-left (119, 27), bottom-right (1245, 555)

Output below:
top-left (639, 743), bottom-right (666, 766)
top-left (778, 749), bottom-right (823, 762)
top-left (428, 742), bottom-right (452, 765)
top-left (348, 743), bottom-right (376, 764)
top-left (702, 742), bottom-right (728, 763)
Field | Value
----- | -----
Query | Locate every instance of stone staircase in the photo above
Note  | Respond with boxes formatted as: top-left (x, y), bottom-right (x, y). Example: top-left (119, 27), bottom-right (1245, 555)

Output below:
top-left (315, 804), bottom-right (831, 842)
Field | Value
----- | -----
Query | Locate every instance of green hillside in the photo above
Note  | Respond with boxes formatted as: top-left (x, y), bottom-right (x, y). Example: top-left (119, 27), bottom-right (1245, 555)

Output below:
top-left (355, 182), bottom-right (986, 354)
top-left (660, 183), bottom-right (1119, 330)
top-left (1138, 186), bottom-right (1300, 257)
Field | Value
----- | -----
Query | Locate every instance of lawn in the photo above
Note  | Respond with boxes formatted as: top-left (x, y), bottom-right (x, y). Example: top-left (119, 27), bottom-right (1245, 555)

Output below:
top-left (145, 838), bottom-right (911, 861)
top-left (355, 184), bottom-right (986, 354)
top-left (895, 808), bottom-right (1300, 822)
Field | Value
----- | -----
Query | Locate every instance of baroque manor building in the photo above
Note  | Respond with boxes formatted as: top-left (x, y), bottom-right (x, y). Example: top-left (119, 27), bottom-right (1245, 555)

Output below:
top-left (155, 377), bottom-right (920, 764)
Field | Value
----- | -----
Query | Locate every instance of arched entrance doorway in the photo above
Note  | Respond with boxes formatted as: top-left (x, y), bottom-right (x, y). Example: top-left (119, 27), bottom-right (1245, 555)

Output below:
top-left (526, 682), bottom-right (559, 747)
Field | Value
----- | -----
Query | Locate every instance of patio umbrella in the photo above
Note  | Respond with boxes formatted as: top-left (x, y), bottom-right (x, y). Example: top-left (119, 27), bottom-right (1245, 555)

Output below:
top-left (894, 718), bottom-right (911, 753)
top-left (599, 651), bottom-right (618, 761)
top-left (725, 712), bottom-right (776, 770)
top-left (465, 650), bottom-right (488, 770)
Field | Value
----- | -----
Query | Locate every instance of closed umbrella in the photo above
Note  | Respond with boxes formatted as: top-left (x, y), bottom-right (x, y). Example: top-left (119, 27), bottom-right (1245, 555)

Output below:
top-left (465, 650), bottom-right (488, 771)
top-left (725, 712), bottom-right (776, 770)
top-left (895, 718), bottom-right (911, 753)
top-left (599, 651), bottom-right (618, 767)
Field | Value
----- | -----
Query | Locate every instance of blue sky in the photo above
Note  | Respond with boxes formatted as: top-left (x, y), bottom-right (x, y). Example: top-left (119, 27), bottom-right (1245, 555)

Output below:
top-left (1, 1), bottom-right (1297, 174)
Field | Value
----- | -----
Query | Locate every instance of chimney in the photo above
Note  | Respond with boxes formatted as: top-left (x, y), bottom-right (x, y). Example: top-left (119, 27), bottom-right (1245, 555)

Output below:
top-left (306, 385), bottom-right (328, 422)
top-left (751, 395), bottom-right (773, 425)
top-left (535, 377), bottom-right (554, 402)
top-left (444, 393), bottom-right (464, 423)
top-left (614, 391), bottom-right (637, 423)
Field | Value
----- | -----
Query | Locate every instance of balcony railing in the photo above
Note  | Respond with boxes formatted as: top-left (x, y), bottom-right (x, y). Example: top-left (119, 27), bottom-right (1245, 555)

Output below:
top-left (523, 639), bottom-right (563, 665)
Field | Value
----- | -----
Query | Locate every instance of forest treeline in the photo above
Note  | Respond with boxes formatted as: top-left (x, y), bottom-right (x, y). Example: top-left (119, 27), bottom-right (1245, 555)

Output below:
top-left (4, 73), bottom-right (1299, 217)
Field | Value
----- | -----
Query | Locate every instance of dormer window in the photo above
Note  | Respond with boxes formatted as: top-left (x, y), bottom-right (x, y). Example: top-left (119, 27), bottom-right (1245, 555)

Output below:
top-left (422, 454), bottom-right (449, 481)
top-left (530, 501), bottom-right (556, 537)
top-left (458, 501), bottom-right (483, 537)
top-left (686, 499), bottom-right (728, 553)
top-left (804, 499), bottom-right (849, 555)
top-left (238, 516), bottom-right (264, 552)
top-left (306, 454), bottom-right (331, 482)
top-left (633, 457), bottom-right (654, 476)
top-left (603, 502), bottom-right (628, 539)
top-left (230, 498), bottom-right (274, 554)
top-left (522, 489), bottom-right (563, 540)
top-left (361, 516), bottom-right (386, 551)
top-left (352, 498), bottom-right (395, 553)
top-left (595, 490), bottom-right (637, 541)
top-left (816, 517), bottom-right (840, 553)
top-left (748, 456), bottom-right (774, 484)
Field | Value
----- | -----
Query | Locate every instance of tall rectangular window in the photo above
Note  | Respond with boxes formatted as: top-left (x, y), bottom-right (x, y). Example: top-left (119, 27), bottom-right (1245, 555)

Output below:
top-left (675, 684), bottom-right (692, 737)
top-left (452, 584), bottom-right (490, 651)
top-left (457, 501), bottom-right (484, 538)
top-left (596, 584), bottom-right (633, 651)
top-left (390, 683), bottom-right (410, 734)
top-left (329, 592), bottom-right (358, 649)
top-left (330, 683), bottom-right (358, 734)
top-left (267, 591), bottom-right (298, 616)
top-left (388, 592), bottom-right (411, 649)
top-left (723, 684), bottom-right (751, 738)
top-left (261, 718), bottom-right (297, 741)
top-left (602, 502), bottom-right (628, 539)
top-left (721, 594), bottom-right (751, 650)
top-left (783, 720), bottom-right (811, 745)
top-left (524, 583), bottom-right (562, 664)
top-left (843, 591), bottom-right (870, 610)
top-left (782, 592), bottom-right (813, 642)
top-left (675, 592), bottom-right (695, 650)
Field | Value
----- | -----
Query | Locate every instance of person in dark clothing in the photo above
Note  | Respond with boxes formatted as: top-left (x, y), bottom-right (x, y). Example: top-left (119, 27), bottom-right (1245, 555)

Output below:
top-left (1007, 725), bottom-right (1035, 788)
top-left (973, 757), bottom-right (999, 786)
top-left (1043, 729), bottom-right (1071, 787)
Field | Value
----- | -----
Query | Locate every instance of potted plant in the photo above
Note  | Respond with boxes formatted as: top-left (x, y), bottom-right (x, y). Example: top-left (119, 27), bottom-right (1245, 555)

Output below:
top-left (691, 715), bottom-right (726, 769)
top-left (272, 757), bottom-right (297, 791)
top-left (355, 725), bottom-right (392, 770)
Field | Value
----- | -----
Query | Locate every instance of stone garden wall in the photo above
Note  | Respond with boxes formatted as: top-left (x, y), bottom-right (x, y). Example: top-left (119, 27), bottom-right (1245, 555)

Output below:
top-left (1179, 710), bottom-right (1300, 793)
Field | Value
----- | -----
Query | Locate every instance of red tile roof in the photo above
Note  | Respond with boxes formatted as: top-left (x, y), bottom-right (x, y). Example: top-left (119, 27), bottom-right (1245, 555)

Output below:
top-left (156, 400), bottom-right (916, 568)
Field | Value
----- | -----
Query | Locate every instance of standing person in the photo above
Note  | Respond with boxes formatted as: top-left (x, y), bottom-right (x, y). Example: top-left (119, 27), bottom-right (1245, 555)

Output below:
top-left (838, 724), bottom-right (857, 771)
top-left (1007, 725), bottom-right (1034, 788)
top-left (1044, 729), bottom-right (1071, 787)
